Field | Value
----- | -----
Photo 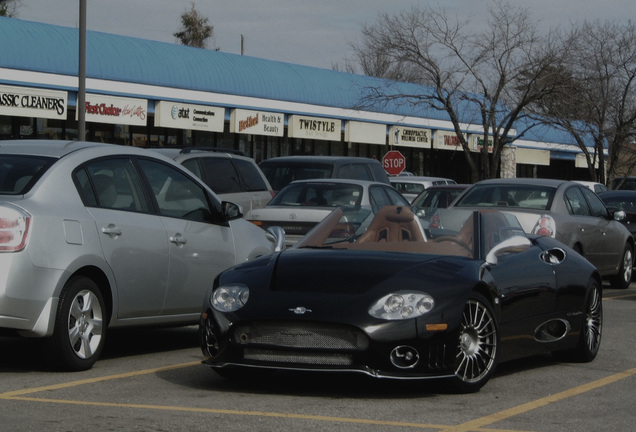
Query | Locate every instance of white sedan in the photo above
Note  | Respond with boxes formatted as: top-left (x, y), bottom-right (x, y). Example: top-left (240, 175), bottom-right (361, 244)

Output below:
top-left (246, 179), bottom-right (411, 246)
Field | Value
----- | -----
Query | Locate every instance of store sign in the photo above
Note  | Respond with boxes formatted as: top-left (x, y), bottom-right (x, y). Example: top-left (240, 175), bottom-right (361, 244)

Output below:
top-left (432, 131), bottom-right (466, 151)
top-left (230, 109), bottom-right (283, 137)
top-left (0, 84), bottom-right (67, 120)
top-left (470, 134), bottom-right (493, 153)
top-left (80, 94), bottom-right (147, 126)
top-left (155, 101), bottom-right (224, 132)
top-left (344, 121), bottom-right (386, 145)
top-left (288, 115), bottom-right (341, 141)
top-left (389, 126), bottom-right (431, 148)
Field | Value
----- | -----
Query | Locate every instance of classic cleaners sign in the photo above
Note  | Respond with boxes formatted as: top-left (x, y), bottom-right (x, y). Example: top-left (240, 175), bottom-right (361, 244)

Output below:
top-left (230, 109), bottom-right (284, 137)
top-left (80, 94), bottom-right (147, 126)
top-left (0, 84), bottom-right (67, 120)
top-left (155, 101), bottom-right (224, 132)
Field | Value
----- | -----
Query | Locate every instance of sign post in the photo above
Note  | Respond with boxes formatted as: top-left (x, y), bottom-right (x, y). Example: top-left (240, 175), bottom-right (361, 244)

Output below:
top-left (382, 150), bottom-right (406, 176)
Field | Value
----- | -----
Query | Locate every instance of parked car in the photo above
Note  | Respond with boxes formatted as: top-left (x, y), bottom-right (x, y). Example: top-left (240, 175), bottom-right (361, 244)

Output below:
top-left (574, 180), bottom-right (608, 194)
top-left (245, 179), bottom-right (411, 246)
top-left (150, 147), bottom-right (274, 212)
top-left (200, 205), bottom-right (602, 393)
top-left (258, 156), bottom-right (391, 192)
top-left (411, 184), bottom-right (470, 223)
top-left (612, 177), bottom-right (636, 190)
top-left (0, 140), bottom-right (282, 371)
top-left (442, 178), bottom-right (633, 288)
top-left (599, 190), bottom-right (636, 240)
top-left (389, 176), bottom-right (457, 202)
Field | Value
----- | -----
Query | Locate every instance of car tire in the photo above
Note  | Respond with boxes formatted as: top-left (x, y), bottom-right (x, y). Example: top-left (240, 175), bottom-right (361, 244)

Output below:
top-left (553, 278), bottom-right (602, 362)
top-left (448, 292), bottom-right (499, 393)
top-left (48, 276), bottom-right (106, 371)
top-left (610, 244), bottom-right (633, 289)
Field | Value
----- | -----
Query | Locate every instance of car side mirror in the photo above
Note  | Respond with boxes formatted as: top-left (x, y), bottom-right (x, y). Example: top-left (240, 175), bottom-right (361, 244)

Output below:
top-left (486, 236), bottom-right (532, 265)
top-left (221, 201), bottom-right (243, 221)
top-left (266, 226), bottom-right (286, 252)
top-left (613, 210), bottom-right (626, 222)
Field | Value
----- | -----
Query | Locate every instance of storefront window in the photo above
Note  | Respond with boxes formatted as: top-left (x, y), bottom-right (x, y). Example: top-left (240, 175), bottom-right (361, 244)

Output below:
top-left (17, 117), bottom-right (35, 138)
top-left (0, 115), bottom-right (13, 139)
top-left (36, 118), bottom-right (64, 139)
top-left (92, 122), bottom-right (114, 143)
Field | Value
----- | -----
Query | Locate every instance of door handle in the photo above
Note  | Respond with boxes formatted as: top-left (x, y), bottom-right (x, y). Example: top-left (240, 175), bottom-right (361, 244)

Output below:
top-left (101, 224), bottom-right (122, 237)
top-left (169, 233), bottom-right (187, 246)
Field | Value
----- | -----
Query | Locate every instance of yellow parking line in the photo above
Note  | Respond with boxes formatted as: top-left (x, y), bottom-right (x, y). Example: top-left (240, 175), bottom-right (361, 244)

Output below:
top-left (0, 360), bottom-right (201, 398)
top-left (2, 362), bottom-right (635, 431)
top-left (438, 367), bottom-right (636, 432)
top-left (604, 292), bottom-right (636, 300)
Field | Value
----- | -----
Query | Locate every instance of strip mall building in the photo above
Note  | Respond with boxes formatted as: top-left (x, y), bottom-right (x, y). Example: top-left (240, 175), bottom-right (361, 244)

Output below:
top-left (0, 17), bottom-right (595, 183)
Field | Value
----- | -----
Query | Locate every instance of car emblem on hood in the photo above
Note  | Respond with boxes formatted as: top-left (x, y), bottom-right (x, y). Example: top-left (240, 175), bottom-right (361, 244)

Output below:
top-left (289, 306), bottom-right (312, 315)
top-left (289, 213), bottom-right (297, 220)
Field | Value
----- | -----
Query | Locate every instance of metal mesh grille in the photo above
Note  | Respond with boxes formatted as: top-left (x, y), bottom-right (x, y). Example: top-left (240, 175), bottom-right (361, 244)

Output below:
top-left (243, 348), bottom-right (353, 366)
top-left (231, 321), bottom-right (369, 351)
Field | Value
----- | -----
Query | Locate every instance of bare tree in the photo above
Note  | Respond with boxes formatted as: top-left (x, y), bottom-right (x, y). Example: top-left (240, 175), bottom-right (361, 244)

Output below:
top-left (0, 0), bottom-right (21, 17)
top-left (174, 3), bottom-right (216, 49)
top-left (531, 21), bottom-right (636, 186)
top-left (350, 1), bottom-right (567, 182)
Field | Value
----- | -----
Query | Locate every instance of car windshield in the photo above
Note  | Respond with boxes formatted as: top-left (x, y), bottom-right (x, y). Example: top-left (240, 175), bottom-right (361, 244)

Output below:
top-left (260, 163), bottom-right (334, 191)
top-left (295, 205), bottom-right (526, 260)
top-left (602, 196), bottom-right (636, 213)
top-left (455, 184), bottom-right (556, 210)
top-left (269, 182), bottom-right (363, 207)
top-left (413, 188), bottom-right (465, 217)
top-left (0, 155), bottom-right (55, 195)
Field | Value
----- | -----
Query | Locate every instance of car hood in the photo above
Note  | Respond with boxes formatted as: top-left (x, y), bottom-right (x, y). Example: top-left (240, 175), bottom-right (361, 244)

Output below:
top-left (218, 248), bottom-right (478, 324)
top-left (225, 247), bottom-right (477, 295)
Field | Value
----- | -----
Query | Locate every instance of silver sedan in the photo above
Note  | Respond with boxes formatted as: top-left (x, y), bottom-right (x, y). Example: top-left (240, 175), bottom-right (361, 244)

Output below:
top-left (245, 179), bottom-right (411, 246)
top-left (0, 140), bottom-right (279, 371)
top-left (440, 178), bottom-right (633, 289)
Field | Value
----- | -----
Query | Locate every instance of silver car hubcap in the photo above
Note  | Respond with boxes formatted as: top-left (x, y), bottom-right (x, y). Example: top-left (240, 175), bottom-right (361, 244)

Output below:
top-left (67, 290), bottom-right (103, 359)
top-left (585, 286), bottom-right (602, 353)
top-left (455, 299), bottom-right (497, 383)
top-left (622, 249), bottom-right (633, 283)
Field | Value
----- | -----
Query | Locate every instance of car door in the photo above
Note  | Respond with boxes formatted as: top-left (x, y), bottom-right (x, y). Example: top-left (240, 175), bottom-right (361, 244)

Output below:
top-left (581, 186), bottom-right (623, 271)
top-left (562, 185), bottom-right (604, 269)
top-left (136, 158), bottom-right (237, 316)
top-left (75, 157), bottom-right (170, 318)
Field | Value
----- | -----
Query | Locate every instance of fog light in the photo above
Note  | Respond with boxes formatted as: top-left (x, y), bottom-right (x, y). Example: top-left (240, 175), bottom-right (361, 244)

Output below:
top-left (390, 346), bottom-right (420, 369)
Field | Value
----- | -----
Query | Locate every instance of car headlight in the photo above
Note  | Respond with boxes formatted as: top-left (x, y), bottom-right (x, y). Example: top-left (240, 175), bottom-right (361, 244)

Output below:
top-left (369, 291), bottom-right (435, 320)
top-left (211, 284), bottom-right (250, 312)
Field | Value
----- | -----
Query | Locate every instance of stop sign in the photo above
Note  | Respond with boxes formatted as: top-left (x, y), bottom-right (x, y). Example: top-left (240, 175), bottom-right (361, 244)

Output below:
top-left (382, 150), bottom-right (406, 175)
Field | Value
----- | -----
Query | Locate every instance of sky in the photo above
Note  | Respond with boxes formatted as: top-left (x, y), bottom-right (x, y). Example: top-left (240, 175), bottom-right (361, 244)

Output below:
top-left (13, 0), bottom-right (636, 70)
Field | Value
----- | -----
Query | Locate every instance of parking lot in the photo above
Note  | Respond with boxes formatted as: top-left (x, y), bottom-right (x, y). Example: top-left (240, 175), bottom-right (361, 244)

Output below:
top-left (1, 283), bottom-right (635, 432)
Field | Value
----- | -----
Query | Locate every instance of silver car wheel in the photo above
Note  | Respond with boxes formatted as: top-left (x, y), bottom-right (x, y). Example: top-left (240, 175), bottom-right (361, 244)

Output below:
top-left (67, 289), bottom-right (104, 360)
top-left (455, 298), bottom-right (498, 384)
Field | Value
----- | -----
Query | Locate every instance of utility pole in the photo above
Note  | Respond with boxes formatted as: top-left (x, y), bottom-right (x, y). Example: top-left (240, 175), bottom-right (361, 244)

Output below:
top-left (241, 35), bottom-right (244, 55)
top-left (78, 0), bottom-right (86, 141)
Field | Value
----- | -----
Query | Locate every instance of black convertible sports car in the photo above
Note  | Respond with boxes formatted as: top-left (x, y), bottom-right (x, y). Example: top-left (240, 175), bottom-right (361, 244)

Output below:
top-left (199, 205), bottom-right (602, 392)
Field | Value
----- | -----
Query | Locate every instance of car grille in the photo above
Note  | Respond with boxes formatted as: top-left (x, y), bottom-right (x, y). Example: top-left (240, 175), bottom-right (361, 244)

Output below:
top-left (231, 321), bottom-right (369, 366)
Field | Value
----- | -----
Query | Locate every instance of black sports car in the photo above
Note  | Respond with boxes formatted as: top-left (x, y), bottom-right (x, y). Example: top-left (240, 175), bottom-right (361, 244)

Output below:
top-left (199, 205), bottom-right (602, 392)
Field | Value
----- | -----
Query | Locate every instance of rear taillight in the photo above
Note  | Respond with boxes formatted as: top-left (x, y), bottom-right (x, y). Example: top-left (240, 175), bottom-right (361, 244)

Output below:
top-left (0, 206), bottom-right (31, 252)
top-left (532, 214), bottom-right (556, 238)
